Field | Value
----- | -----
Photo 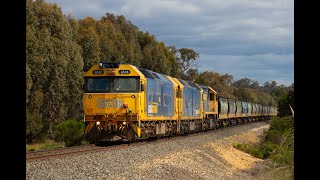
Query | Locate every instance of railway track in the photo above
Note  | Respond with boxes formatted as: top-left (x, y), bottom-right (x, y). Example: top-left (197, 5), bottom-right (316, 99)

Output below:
top-left (26, 119), bottom-right (271, 162)
top-left (26, 143), bottom-right (127, 162)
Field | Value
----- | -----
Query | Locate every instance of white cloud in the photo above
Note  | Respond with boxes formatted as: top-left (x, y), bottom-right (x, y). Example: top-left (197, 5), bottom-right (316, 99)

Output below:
top-left (45, 0), bottom-right (294, 86)
top-left (119, 0), bottom-right (200, 18)
top-left (198, 53), bottom-right (294, 86)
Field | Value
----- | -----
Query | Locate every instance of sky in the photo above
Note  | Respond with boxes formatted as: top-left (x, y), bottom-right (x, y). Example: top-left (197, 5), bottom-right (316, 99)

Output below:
top-left (47, 0), bottom-right (294, 86)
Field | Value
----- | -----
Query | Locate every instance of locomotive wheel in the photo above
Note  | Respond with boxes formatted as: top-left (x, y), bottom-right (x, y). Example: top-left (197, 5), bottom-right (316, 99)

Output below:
top-left (126, 130), bottom-right (135, 142)
top-left (119, 125), bottom-right (136, 142)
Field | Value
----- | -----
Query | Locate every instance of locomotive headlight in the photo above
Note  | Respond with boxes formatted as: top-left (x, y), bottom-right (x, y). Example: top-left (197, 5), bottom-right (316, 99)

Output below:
top-left (106, 69), bottom-right (115, 75)
top-left (123, 121), bottom-right (126, 125)
top-left (96, 121), bottom-right (100, 125)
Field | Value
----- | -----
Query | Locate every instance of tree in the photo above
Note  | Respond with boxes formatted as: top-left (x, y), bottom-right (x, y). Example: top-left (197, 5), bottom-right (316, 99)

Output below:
top-left (234, 88), bottom-right (257, 102)
top-left (250, 80), bottom-right (260, 89)
top-left (186, 68), bottom-right (198, 82)
top-left (141, 43), bottom-right (172, 75)
top-left (170, 47), bottom-right (199, 73)
top-left (278, 89), bottom-right (294, 117)
top-left (26, 90), bottom-right (44, 143)
top-left (262, 80), bottom-right (278, 94)
top-left (233, 78), bottom-right (260, 89)
top-left (65, 42), bottom-right (84, 120)
top-left (77, 18), bottom-right (101, 71)
top-left (27, 0), bottom-right (83, 140)
top-left (195, 71), bottom-right (236, 98)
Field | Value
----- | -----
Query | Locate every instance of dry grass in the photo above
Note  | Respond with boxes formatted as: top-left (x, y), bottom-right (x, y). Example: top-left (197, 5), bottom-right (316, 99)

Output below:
top-left (251, 164), bottom-right (293, 180)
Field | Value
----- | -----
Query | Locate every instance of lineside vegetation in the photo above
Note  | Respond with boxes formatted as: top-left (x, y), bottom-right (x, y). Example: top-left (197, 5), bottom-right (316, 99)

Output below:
top-left (234, 89), bottom-right (294, 179)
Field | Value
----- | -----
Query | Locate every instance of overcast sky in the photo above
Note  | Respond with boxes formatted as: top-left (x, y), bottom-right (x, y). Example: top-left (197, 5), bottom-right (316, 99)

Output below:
top-left (47, 0), bottom-right (293, 86)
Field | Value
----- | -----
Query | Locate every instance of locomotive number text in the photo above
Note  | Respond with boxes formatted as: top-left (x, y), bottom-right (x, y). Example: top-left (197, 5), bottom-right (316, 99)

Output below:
top-left (93, 70), bottom-right (104, 74)
top-left (118, 70), bottom-right (130, 74)
top-left (97, 98), bottom-right (124, 109)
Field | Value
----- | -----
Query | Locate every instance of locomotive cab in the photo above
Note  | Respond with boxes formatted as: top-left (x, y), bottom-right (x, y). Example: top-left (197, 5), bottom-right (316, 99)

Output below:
top-left (83, 62), bottom-right (145, 143)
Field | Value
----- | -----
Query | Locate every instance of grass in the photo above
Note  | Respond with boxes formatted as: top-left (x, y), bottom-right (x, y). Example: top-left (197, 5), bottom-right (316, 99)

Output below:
top-left (26, 139), bottom-right (90, 152)
top-left (234, 141), bottom-right (277, 159)
top-left (267, 166), bottom-right (293, 180)
top-left (253, 164), bottom-right (294, 180)
top-left (26, 139), bottom-right (65, 152)
top-left (233, 116), bottom-right (294, 179)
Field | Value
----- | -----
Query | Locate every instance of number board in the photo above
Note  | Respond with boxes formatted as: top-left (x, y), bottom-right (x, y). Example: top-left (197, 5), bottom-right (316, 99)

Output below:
top-left (93, 70), bottom-right (104, 74)
top-left (118, 70), bottom-right (130, 74)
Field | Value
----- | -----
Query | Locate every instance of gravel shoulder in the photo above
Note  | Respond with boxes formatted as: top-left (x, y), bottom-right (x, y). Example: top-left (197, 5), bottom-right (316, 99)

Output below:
top-left (27, 121), bottom-right (271, 180)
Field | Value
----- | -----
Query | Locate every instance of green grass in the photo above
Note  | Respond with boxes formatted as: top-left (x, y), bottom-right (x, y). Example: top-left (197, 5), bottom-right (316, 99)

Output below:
top-left (26, 139), bottom-right (90, 152)
top-left (234, 141), bottom-right (278, 159)
top-left (26, 139), bottom-right (65, 152)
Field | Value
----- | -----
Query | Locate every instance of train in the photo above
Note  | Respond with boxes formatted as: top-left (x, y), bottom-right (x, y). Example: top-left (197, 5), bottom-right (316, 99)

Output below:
top-left (83, 62), bottom-right (277, 143)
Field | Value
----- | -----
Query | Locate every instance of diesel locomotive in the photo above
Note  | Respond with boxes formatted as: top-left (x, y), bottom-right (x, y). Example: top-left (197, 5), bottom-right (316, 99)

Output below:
top-left (83, 62), bottom-right (277, 143)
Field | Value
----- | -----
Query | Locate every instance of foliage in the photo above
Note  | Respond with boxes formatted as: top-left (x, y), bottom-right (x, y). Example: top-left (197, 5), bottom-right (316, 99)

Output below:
top-left (234, 116), bottom-right (294, 177)
top-left (26, 139), bottom-right (65, 151)
top-left (233, 78), bottom-right (259, 89)
top-left (27, 0), bottom-right (83, 140)
top-left (234, 142), bottom-right (277, 159)
top-left (77, 17), bottom-right (101, 72)
top-left (270, 86), bottom-right (289, 103)
top-left (170, 46), bottom-right (200, 73)
top-left (195, 71), bottom-right (236, 98)
top-left (261, 81), bottom-right (278, 94)
top-left (277, 89), bottom-right (294, 117)
top-left (266, 116), bottom-right (293, 144)
top-left (53, 119), bottom-right (85, 147)
top-left (270, 129), bottom-right (294, 166)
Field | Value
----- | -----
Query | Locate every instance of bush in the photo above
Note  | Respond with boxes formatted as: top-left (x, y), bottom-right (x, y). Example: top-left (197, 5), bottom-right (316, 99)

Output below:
top-left (266, 116), bottom-right (293, 144)
top-left (270, 129), bottom-right (294, 166)
top-left (259, 142), bottom-right (278, 159)
top-left (53, 119), bottom-right (84, 147)
top-left (269, 116), bottom-right (293, 132)
top-left (235, 116), bottom-right (294, 164)
top-left (234, 142), bottom-right (277, 159)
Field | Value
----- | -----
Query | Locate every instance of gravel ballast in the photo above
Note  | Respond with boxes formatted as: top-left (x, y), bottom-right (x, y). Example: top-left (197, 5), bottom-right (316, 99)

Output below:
top-left (27, 121), bottom-right (270, 179)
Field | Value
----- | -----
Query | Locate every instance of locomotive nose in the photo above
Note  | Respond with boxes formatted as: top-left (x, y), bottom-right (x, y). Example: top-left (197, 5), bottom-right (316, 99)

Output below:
top-left (84, 93), bottom-right (138, 114)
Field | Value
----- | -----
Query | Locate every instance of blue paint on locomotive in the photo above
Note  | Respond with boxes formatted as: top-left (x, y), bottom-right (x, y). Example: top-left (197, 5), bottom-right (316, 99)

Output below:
top-left (199, 85), bottom-right (213, 112)
top-left (179, 79), bottom-right (201, 117)
top-left (144, 70), bottom-right (174, 117)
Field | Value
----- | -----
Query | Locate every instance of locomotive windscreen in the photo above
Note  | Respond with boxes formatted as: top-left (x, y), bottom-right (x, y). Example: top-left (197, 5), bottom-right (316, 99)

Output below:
top-left (84, 76), bottom-right (140, 93)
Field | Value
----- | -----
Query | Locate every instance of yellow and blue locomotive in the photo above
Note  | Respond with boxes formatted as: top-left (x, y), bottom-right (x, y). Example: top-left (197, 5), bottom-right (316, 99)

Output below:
top-left (83, 62), bottom-right (277, 143)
